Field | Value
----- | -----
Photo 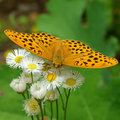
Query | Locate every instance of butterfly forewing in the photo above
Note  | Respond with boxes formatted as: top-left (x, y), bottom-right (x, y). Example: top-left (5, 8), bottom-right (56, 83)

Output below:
top-left (4, 30), bottom-right (58, 61)
top-left (31, 33), bottom-right (60, 59)
top-left (62, 40), bottom-right (118, 68)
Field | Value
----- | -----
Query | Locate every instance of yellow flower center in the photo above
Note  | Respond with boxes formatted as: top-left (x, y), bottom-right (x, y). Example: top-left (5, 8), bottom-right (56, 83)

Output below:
top-left (15, 56), bottom-right (23, 63)
top-left (27, 98), bottom-right (40, 114)
top-left (66, 78), bottom-right (76, 86)
top-left (47, 73), bottom-right (57, 82)
top-left (28, 63), bottom-right (37, 70)
top-left (46, 91), bottom-right (55, 100)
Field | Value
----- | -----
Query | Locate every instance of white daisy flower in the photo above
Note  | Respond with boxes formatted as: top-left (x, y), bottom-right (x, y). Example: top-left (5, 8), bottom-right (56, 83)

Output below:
top-left (62, 70), bottom-right (84, 89)
top-left (20, 72), bottom-right (41, 84)
top-left (45, 89), bottom-right (59, 101)
top-left (10, 78), bottom-right (26, 93)
top-left (30, 81), bottom-right (47, 100)
top-left (43, 68), bottom-right (63, 90)
top-left (24, 98), bottom-right (40, 116)
top-left (20, 55), bottom-right (44, 74)
top-left (6, 48), bottom-right (29, 68)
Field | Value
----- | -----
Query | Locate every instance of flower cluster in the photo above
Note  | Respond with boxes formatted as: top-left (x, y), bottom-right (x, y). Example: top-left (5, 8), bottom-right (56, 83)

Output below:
top-left (6, 48), bottom-right (84, 120)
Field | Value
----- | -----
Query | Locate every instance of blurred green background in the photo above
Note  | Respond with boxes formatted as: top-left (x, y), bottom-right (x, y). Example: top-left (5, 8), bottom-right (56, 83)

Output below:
top-left (0, 0), bottom-right (120, 120)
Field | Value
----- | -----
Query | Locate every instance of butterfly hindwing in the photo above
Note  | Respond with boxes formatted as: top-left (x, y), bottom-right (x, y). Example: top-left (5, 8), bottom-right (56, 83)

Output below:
top-left (62, 40), bottom-right (93, 58)
top-left (62, 40), bottom-right (118, 68)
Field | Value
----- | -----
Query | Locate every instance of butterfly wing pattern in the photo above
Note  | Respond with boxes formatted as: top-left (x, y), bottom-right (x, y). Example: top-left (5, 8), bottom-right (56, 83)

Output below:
top-left (31, 32), bottom-right (60, 60)
top-left (4, 29), bottom-right (118, 68)
top-left (62, 40), bottom-right (118, 68)
top-left (4, 30), bottom-right (59, 61)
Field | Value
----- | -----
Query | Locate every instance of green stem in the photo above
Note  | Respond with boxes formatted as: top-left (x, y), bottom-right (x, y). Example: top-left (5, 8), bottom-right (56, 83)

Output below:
top-left (56, 87), bottom-right (64, 110)
top-left (39, 101), bottom-right (44, 120)
top-left (44, 102), bottom-right (46, 116)
top-left (64, 89), bottom-right (71, 120)
top-left (50, 102), bottom-right (53, 120)
top-left (26, 85), bottom-right (30, 99)
top-left (31, 116), bottom-right (34, 120)
top-left (36, 115), bottom-right (40, 120)
top-left (56, 100), bottom-right (58, 120)
top-left (31, 72), bottom-right (34, 83)
top-left (64, 88), bottom-right (67, 97)
top-left (26, 89), bottom-right (29, 98)
top-left (22, 93), bottom-right (26, 100)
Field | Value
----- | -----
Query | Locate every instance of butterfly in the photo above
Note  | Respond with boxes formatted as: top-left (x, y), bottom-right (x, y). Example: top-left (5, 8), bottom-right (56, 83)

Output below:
top-left (4, 29), bottom-right (118, 68)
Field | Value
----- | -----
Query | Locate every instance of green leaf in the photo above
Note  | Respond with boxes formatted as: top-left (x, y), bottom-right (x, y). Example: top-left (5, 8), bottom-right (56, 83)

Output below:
top-left (37, 0), bottom-right (118, 56)
top-left (0, 111), bottom-right (29, 120)
top-left (0, 65), bottom-right (26, 120)
top-left (104, 36), bottom-right (119, 57)
top-left (36, 0), bottom-right (120, 120)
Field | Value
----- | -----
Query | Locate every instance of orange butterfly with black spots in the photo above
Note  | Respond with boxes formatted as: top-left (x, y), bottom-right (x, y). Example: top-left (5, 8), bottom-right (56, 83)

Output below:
top-left (4, 29), bottom-right (118, 68)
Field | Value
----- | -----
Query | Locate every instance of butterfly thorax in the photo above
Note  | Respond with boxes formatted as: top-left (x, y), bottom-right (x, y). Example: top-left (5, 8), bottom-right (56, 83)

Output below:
top-left (52, 41), bottom-right (63, 68)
